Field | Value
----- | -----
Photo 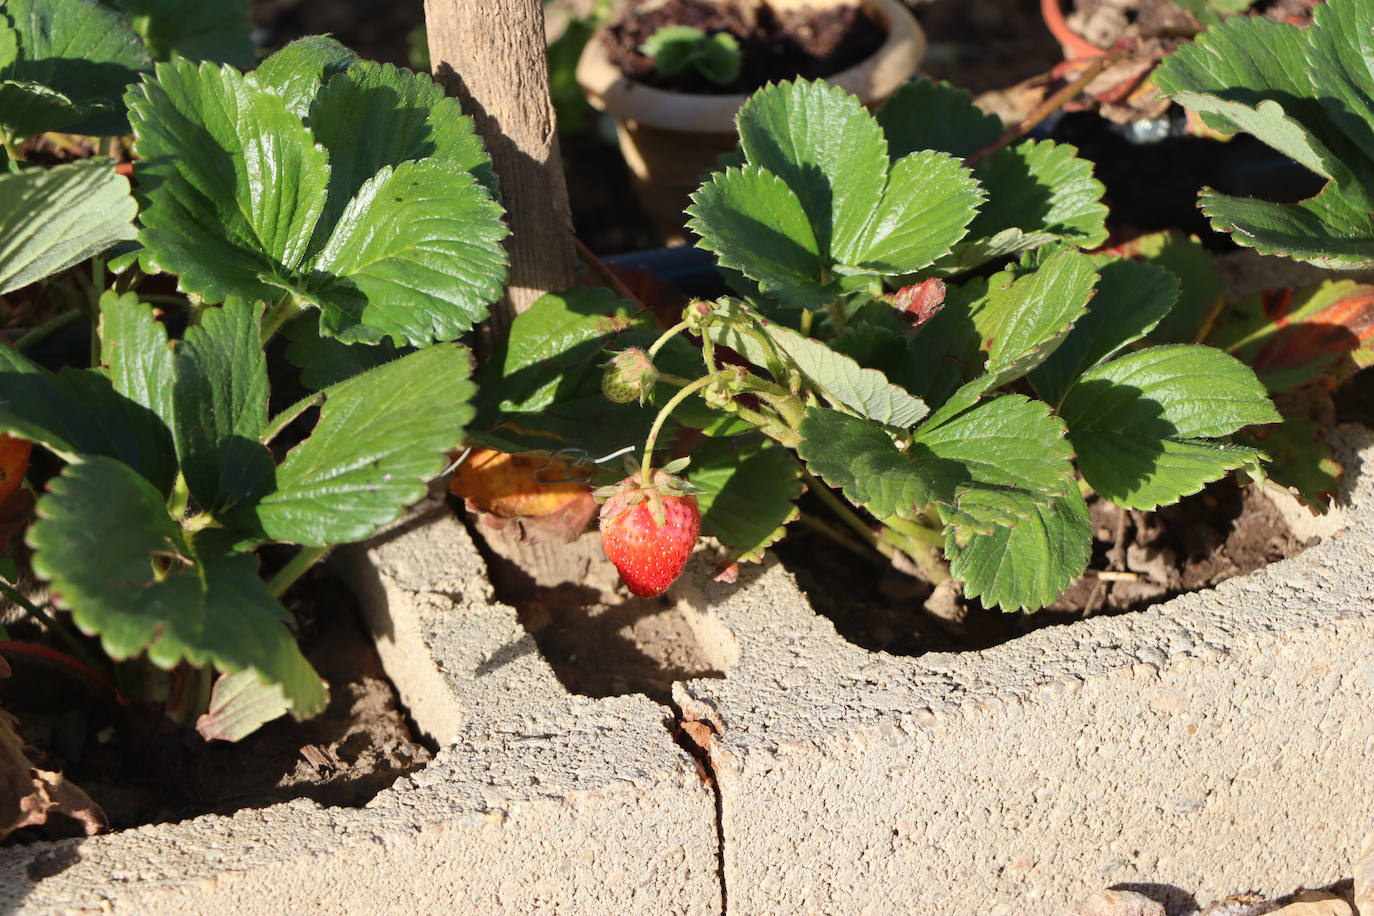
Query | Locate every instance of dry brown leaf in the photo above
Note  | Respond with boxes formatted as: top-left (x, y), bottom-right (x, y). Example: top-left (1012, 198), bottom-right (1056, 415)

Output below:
top-left (0, 706), bottom-right (106, 841)
top-left (451, 448), bottom-right (597, 543)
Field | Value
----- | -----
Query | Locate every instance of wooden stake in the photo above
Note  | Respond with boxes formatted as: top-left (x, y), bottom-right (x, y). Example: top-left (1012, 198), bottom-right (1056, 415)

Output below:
top-left (423, 0), bottom-right (578, 332)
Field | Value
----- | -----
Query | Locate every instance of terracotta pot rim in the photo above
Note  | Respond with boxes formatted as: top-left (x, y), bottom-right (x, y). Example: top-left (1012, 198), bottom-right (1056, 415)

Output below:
top-left (575, 0), bottom-right (927, 134)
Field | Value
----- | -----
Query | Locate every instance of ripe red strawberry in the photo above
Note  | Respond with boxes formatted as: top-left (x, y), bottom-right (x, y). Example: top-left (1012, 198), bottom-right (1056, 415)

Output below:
top-left (598, 470), bottom-right (700, 598)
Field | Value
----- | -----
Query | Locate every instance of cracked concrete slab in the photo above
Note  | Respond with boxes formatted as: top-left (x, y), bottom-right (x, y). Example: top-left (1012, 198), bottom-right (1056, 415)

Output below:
top-left (1, 503), bottom-right (720, 915)
top-left (674, 426), bottom-right (1374, 916)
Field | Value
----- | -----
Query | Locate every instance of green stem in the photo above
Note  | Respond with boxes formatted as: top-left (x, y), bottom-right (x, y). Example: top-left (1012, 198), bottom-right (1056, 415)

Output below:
top-left (2, 133), bottom-right (23, 164)
top-left (641, 373), bottom-right (720, 486)
top-left (802, 470), bottom-right (878, 547)
top-left (647, 320), bottom-right (690, 358)
top-left (87, 257), bottom-right (105, 366)
top-left (260, 296), bottom-right (304, 345)
top-left (0, 581), bottom-right (106, 674)
top-left (824, 300), bottom-right (848, 331)
top-left (268, 545), bottom-right (332, 597)
top-left (883, 512), bottom-right (945, 548)
top-left (795, 513), bottom-right (883, 563)
top-left (13, 309), bottom-right (81, 351)
top-left (799, 308), bottom-right (814, 337)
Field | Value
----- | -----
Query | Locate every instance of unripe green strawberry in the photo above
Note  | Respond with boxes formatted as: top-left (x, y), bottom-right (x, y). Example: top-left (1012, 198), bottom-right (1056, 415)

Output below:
top-left (601, 348), bottom-right (659, 404)
top-left (598, 470), bottom-right (700, 597)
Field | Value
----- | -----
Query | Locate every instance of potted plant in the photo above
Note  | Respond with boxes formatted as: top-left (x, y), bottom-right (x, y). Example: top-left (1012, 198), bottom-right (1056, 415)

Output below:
top-left (575, 0), bottom-right (925, 241)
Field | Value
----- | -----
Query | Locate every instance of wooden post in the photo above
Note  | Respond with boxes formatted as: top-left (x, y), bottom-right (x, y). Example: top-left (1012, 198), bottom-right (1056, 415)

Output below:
top-left (423, 0), bottom-right (585, 581)
top-left (423, 0), bottom-right (579, 330)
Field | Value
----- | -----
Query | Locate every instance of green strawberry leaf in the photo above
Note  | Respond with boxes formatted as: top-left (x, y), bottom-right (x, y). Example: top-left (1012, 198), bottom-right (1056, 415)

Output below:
top-left (1123, 230), bottom-right (1226, 345)
top-left (0, 0), bottom-right (150, 138)
top-left (128, 57), bottom-right (329, 308)
top-left (196, 668), bottom-right (290, 742)
top-left (306, 60), bottom-right (495, 230)
top-left (800, 394), bottom-right (1073, 527)
top-left (252, 35), bottom-right (359, 120)
top-left (0, 345), bottom-right (175, 492)
top-left (1060, 344), bottom-right (1279, 508)
top-left (98, 291), bottom-right (175, 432)
top-left (690, 437), bottom-right (801, 563)
top-left (470, 287), bottom-right (660, 458)
top-left (1205, 279), bottom-right (1374, 393)
top-left (842, 149), bottom-right (983, 275)
top-left (687, 165), bottom-right (830, 309)
top-left (1235, 413), bottom-right (1342, 514)
top-left (1154, 1), bottom-right (1374, 267)
top-left (129, 57), bottom-right (508, 346)
top-left (735, 79), bottom-right (889, 262)
top-left (946, 487), bottom-right (1092, 612)
top-left (241, 343), bottom-right (476, 545)
top-left (913, 393), bottom-right (1076, 516)
top-left (304, 159), bottom-right (508, 346)
top-left (0, 159), bottom-right (137, 295)
top-left (105, 0), bottom-right (254, 67)
top-left (1030, 259), bottom-right (1180, 406)
top-left (971, 248), bottom-right (1099, 387)
top-left (798, 407), bottom-right (957, 518)
top-left (282, 312), bottom-right (410, 391)
top-left (172, 300), bottom-right (274, 515)
top-left (27, 457), bottom-right (326, 718)
top-left (878, 78), bottom-right (1003, 160)
top-left (938, 140), bottom-right (1108, 275)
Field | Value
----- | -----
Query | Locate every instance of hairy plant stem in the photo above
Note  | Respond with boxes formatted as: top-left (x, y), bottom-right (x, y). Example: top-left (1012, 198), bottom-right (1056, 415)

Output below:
top-left (641, 373), bottom-right (721, 486)
top-left (647, 320), bottom-right (690, 358)
top-left (14, 309), bottom-right (81, 351)
top-left (0, 580), bottom-right (106, 674)
top-left (802, 470), bottom-right (877, 546)
top-left (795, 513), bottom-right (884, 563)
top-left (799, 308), bottom-right (814, 337)
top-left (260, 296), bottom-right (304, 344)
top-left (268, 545), bottom-right (332, 597)
top-left (824, 300), bottom-right (848, 331)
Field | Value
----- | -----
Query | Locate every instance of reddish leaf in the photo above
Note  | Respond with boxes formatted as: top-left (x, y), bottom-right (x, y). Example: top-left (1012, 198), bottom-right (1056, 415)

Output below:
top-left (1211, 281), bottom-right (1374, 393)
top-left (888, 278), bottom-right (946, 330)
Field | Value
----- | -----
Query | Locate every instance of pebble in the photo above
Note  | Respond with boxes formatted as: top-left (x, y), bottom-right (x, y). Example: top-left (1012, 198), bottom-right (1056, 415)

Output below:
top-left (1063, 889), bottom-right (1166, 916)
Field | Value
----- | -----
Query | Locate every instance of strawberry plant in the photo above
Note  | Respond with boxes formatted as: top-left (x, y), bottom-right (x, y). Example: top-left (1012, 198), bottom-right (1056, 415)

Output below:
top-left (0, 34), bottom-right (507, 742)
top-left (478, 77), bottom-right (1279, 611)
top-left (1153, 0), bottom-right (1374, 268)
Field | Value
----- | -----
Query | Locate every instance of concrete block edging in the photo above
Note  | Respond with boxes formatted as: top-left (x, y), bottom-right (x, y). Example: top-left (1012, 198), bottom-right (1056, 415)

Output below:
top-left (1, 426), bottom-right (1371, 914)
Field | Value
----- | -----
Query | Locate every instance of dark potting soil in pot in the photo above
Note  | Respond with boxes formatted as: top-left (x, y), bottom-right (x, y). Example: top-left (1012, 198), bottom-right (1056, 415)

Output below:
top-left (0, 564), bottom-right (432, 843)
top-left (603, 0), bottom-right (887, 95)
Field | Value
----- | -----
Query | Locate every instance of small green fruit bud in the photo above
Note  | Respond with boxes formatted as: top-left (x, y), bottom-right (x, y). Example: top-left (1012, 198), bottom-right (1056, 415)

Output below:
top-left (602, 348), bottom-right (659, 404)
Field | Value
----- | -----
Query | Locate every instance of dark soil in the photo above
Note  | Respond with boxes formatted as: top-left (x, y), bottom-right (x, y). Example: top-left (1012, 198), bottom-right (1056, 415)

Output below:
top-left (603, 0), bottom-right (886, 95)
top-left (917, 0), bottom-right (1063, 95)
top-left (0, 565), bottom-right (431, 842)
top-left (775, 476), bottom-right (1309, 656)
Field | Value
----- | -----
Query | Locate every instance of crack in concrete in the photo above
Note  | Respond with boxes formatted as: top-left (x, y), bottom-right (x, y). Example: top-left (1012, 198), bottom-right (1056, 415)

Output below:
top-left (669, 702), bottom-right (728, 916)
